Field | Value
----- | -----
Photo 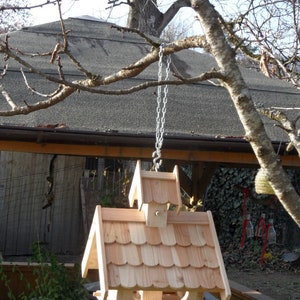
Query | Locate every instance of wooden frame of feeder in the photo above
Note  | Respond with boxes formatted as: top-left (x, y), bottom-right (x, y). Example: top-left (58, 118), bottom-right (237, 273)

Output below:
top-left (81, 206), bottom-right (231, 300)
top-left (81, 160), bottom-right (231, 300)
top-left (128, 160), bottom-right (182, 227)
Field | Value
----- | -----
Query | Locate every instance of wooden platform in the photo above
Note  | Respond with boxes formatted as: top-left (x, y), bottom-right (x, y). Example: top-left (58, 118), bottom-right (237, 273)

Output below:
top-left (229, 280), bottom-right (275, 300)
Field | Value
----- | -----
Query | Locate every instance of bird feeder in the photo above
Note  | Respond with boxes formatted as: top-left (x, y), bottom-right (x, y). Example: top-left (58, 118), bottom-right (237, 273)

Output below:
top-left (128, 160), bottom-right (182, 227)
top-left (255, 168), bottom-right (275, 195)
top-left (81, 161), bottom-right (231, 300)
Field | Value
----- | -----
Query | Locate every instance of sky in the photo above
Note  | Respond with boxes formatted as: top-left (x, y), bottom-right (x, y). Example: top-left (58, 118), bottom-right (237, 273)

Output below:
top-left (28, 0), bottom-right (129, 26)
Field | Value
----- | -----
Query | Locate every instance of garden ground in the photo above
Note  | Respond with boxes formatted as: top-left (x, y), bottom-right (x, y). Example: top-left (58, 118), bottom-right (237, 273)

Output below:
top-left (227, 267), bottom-right (300, 300)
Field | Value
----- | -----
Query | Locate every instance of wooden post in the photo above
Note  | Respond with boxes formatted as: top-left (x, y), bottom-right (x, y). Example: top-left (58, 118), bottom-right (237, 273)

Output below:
top-left (140, 291), bottom-right (163, 300)
top-left (80, 178), bottom-right (88, 236)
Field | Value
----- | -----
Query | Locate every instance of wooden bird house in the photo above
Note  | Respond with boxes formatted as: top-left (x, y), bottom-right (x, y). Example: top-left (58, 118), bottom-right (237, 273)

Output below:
top-left (128, 160), bottom-right (182, 227)
top-left (81, 206), bottom-right (231, 300)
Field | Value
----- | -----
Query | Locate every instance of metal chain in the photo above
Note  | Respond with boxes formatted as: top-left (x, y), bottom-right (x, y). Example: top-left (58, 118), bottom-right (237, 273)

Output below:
top-left (153, 44), bottom-right (171, 171)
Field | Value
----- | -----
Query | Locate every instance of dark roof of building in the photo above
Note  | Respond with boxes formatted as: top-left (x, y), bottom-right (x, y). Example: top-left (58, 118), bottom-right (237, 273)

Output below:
top-left (0, 17), bottom-right (299, 151)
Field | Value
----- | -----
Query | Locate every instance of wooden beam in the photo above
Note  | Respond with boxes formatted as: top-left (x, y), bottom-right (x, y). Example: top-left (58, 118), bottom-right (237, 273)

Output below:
top-left (191, 162), bottom-right (217, 206)
top-left (0, 140), bottom-right (300, 167)
top-left (229, 280), bottom-right (275, 300)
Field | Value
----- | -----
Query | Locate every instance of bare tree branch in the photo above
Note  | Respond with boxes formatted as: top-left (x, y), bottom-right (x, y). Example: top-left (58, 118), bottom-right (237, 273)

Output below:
top-left (0, 0), bottom-right (60, 11)
top-left (157, 0), bottom-right (191, 35)
top-left (0, 19), bottom-right (212, 116)
top-left (220, 0), bottom-right (300, 88)
top-left (111, 24), bottom-right (161, 47)
top-left (106, 0), bottom-right (131, 9)
top-left (257, 105), bottom-right (300, 156)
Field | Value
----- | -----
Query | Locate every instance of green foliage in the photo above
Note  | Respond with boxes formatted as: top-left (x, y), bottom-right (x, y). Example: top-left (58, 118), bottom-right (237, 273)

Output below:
top-left (101, 194), bottom-right (113, 207)
top-left (0, 243), bottom-right (89, 300)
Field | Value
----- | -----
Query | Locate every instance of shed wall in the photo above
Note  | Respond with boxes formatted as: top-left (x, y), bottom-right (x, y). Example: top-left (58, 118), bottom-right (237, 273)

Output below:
top-left (0, 151), bottom-right (85, 255)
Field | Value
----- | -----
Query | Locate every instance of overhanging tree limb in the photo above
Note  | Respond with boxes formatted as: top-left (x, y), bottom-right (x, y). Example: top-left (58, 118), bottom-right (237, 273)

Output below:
top-left (191, 0), bottom-right (300, 226)
top-left (0, 31), bottom-right (210, 115)
top-left (257, 105), bottom-right (300, 156)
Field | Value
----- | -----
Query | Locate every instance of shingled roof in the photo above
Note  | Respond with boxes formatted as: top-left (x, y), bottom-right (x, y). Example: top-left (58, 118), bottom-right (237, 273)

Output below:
top-left (81, 206), bottom-right (231, 300)
top-left (1, 17), bottom-right (300, 139)
top-left (1, 17), bottom-right (300, 162)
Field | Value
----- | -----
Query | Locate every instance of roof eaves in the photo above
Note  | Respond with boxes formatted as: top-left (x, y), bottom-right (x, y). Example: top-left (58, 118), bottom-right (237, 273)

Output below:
top-left (0, 125), bottom-right (289, 156)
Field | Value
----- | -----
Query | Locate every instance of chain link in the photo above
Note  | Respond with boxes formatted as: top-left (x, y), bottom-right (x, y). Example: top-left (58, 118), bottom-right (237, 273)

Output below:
top-left (153, 44), bottom-right (171, 171)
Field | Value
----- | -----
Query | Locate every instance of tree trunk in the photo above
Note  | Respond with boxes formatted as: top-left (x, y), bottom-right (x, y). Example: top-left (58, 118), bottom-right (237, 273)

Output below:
top-left (191, 0), bottom-right (300, 226)
top-left (127, 0), bottom-right (190, 36)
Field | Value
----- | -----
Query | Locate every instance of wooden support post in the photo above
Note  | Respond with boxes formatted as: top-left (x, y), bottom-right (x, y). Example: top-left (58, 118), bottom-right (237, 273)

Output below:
top-left (80, 178), bottom-right (88, 236)
top-left (140, 290), bottom-right (163, 300)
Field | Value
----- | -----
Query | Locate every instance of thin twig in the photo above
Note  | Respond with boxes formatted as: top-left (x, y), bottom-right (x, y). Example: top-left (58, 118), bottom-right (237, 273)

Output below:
top-left (56, 0), bottom-right (96, 79)
top-left (111, 24), bottom-right (161, 47)
top-left (0, 0), bottom-right (60, 11)
top-left (56, 56), bottom-right (65, 81)
top-left (21, 68), bottom-right (63, 98)
top-left (15, 48), bottom-right (53, 58)
top-left (0, 64), bottom-right (7, 78)
top-left (271, 107), bottom-right (300, 110)
top-left (0, 83), bottom-right (17, 110)
top-left (57, 0), bottom-right (69, 51)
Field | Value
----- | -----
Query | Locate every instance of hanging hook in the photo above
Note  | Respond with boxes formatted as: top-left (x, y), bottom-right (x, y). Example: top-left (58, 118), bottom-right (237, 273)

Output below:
top-left (152, 149), bottom-right (162, 172)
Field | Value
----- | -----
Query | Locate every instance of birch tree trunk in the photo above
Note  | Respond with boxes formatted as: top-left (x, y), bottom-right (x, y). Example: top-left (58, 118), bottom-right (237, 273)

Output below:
top-left (191, 0), bottom-right (300, 226)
